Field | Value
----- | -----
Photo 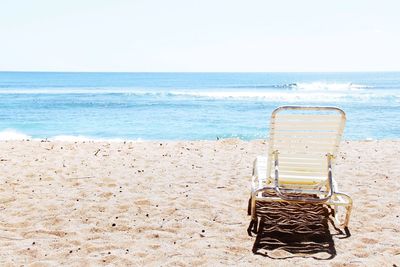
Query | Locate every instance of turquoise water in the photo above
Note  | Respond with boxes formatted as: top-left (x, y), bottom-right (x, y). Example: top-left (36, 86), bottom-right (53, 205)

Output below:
top-left (0, 72), bottom-right (399, 140)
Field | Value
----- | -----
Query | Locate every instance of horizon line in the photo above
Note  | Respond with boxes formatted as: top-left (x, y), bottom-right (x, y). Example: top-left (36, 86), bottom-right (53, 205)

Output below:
top-left (1, 70), bottom-right (400, 74)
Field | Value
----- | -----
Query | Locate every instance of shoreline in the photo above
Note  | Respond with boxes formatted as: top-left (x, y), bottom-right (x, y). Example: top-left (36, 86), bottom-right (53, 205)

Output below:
top-left (1, 137), bottom-right (400, 143)
top-left (0, 139), bottom-right (399, 265)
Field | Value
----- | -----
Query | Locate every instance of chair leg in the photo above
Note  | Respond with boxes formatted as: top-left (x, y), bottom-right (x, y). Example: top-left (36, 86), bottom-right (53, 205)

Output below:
top-left (247, 196), bottom-right (251, 216)
top-left (247, 216), bottom-right (259, 236)
top-left (246, 193), bottom-right (259, 236)
top-left (251, 193), bottom-right (257, 220)
top-left (344, 203), bottom-right (353, 228)
top-left (251, 193), bottom-right (258, 234)
top-left (252, 217), bottom-right (258, 233)
top-left (344, 206), bottom-right (352, 237)
top-left (333, 204), bottom-right (340, 225)
top-left (332, 192), bottom-right (353, 229)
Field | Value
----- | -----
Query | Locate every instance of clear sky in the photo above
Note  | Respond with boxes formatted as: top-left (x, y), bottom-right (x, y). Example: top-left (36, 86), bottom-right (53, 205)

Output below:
top-left (1, 0), bottom-right (399, 72)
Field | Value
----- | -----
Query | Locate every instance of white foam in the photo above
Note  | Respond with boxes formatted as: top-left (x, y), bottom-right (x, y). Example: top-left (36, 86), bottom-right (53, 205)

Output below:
top-left (0, 84), bottom-right (397, 104)
top-left (50, 135), bottom-right (97, 142)
top-left (0, 82), bottom-right (368, 95)
top-left (0, 88), bottom-right (136, 94)
top-left (0, 129), bottom-right (31, 140)
top-left (292, 82), bottom-right (367, 91)
top-left (50, 135), bottom-right (140, 142)
top-left (169, 90), bottom-right (369, 102)
top-left (0, 130), bottom-right (144, 142)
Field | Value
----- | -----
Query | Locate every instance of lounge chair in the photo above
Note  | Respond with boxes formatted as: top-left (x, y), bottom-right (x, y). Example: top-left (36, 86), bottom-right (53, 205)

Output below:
top-left (249, 106), bottom-right (353, 234)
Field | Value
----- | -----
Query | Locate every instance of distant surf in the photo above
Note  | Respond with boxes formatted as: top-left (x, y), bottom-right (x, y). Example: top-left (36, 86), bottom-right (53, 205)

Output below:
top-left (0, 86), bottom-right (397, 104)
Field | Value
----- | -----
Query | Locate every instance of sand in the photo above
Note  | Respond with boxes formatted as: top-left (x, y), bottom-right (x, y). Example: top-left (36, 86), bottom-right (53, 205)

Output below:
top-left (0, 139), bottom-right (399, 266)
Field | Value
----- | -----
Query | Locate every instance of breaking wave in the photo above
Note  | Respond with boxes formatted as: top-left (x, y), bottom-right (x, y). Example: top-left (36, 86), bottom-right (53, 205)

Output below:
top-left (0, 82), bottom-right (397, 103)
top-left (291, 82), bottom-right (368, 91)
top-left (0, 129), bottom-right (31, 140)
top-left (0, 130), bottom-right (143, 142)
top-left (50, 135), bottom-right (131, 142)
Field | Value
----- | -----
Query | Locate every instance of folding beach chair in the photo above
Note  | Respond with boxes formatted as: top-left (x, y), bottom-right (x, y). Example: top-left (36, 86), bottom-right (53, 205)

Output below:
top-left (249, 106), bottom-right (353, 233)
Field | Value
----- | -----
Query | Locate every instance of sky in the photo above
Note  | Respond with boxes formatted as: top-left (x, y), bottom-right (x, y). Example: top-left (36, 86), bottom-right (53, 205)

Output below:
top-left (0, 0), bottom-right (400, 72)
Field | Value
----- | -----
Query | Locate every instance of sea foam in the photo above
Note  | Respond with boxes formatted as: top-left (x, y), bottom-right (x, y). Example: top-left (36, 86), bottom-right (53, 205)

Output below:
top-left (50, 135), bottom-right (129, 142)
top-left (291, 82), bottom-right (368, 91)
top-left (0, 129), bottom-right (31, 140)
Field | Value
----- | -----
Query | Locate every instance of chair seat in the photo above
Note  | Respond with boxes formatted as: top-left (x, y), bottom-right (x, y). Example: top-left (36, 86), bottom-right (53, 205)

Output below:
top-left (253, 156), bottom-right (327, 188)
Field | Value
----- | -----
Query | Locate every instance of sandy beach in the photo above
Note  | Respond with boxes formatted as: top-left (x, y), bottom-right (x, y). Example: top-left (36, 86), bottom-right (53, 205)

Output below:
top-left (0, 139), bottom-right (399, 266)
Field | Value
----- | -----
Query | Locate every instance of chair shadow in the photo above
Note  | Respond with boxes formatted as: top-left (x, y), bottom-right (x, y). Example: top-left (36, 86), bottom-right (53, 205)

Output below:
top-left (249, 200), bottom-right (349, 260)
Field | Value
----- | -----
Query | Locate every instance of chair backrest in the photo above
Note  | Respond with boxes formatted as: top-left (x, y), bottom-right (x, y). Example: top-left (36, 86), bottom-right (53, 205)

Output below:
top-left (267, 106), bottom-right (346, 181)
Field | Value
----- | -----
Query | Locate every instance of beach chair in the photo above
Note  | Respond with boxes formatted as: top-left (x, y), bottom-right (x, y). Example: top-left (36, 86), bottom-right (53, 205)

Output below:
top-left (249, 106), bottom-right (353, 234)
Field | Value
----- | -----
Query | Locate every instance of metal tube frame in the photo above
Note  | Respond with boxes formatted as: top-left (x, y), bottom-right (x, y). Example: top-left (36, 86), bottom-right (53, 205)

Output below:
top-left (250, 181), bottom-right (353, 228)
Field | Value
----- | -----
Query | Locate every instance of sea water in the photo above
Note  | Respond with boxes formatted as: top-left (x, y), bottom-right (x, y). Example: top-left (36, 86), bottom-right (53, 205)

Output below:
top-left (0, 72), bottom-right (399, 140)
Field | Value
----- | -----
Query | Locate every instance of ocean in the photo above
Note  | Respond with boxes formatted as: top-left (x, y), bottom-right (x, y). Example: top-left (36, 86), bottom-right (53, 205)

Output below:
top-left (0, 72), bottom-right (399, 141)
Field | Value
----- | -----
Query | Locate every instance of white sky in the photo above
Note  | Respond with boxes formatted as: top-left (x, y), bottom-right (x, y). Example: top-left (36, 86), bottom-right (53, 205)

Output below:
top-left (1, 0), bottom-right (400, 72)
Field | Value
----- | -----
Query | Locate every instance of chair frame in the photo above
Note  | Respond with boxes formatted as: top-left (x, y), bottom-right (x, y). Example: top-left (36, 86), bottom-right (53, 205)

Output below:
top-left (249, 106), bottom-right (353, 233)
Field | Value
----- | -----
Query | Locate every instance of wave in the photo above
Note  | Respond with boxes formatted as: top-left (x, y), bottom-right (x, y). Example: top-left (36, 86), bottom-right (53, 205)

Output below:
top-left (0, 89), bottom-right (397, 103)
top-left (168, 90), bottom-right (400, 103)
top-left (291, 82), bottom-right (368, 91)
top-left (0, 88), bottom-right (138, 94)
top-left (0, 129), bottom-right (31, 140)
top-left (0, 81), bottom-right (370, 94)
top-left (0, 129), bottom-right (144, 142)
top-left (222, 83), bottom-right (297, 89)
top-left (50, 135), bottom-right (132, 142)
top-left (226, 82), bottom-right (370, 91)
top-left (0, 82), bottom-right (397, 103)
